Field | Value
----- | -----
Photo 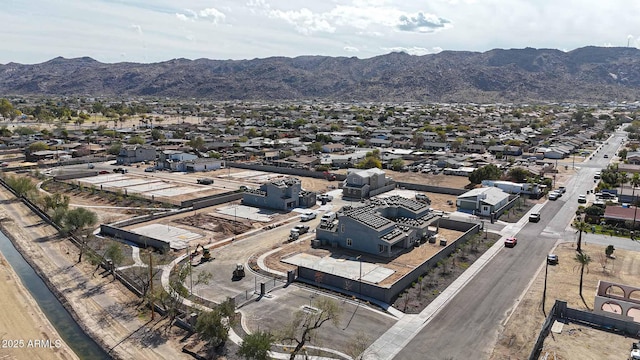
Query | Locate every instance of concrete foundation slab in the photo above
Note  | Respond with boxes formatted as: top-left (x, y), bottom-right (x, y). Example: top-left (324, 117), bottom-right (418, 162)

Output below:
top-left (131, 224), bottom-right (202, 250)
top-left (126, 181), bottom-right (174, 193)
top-left (283, 253), bottom-right (395, 284)
top-left (217, 205), bottom-right (274, 222)
top-left (146, 186), bottom-right (203, 197)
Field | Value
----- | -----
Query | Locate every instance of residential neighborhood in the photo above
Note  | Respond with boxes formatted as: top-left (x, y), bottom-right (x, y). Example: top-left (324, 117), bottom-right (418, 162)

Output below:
top-left (1, 96), bottom-right (640, 360)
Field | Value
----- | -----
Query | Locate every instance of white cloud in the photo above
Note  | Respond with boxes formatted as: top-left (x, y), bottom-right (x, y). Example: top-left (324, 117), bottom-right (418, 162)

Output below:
top-left (175, 13), bottom-right (191, 22)
top-left (268, 8), bottom-right (335, 35)
top-left (344, 45), bottom-right (359, 52)
top-left (176, 7), bottom-right (225, 24)
top-left (130, 24), bottom-right (143, 35)
top-left (381, 46), bottom-right (442, 56)
top-left (198, 8), bottom-right (226, 23)
top-left (397, 12), bottom-right (451, 33)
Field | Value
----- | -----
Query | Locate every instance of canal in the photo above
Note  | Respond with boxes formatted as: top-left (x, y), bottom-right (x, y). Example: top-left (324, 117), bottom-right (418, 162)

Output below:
top-left (0, 231), bottom-right (111, 359)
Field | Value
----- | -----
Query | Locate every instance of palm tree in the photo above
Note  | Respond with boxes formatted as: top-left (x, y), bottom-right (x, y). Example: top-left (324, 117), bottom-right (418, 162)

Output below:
top-left (619, 172), bottom-right (629, 195)
top-left (574, 252), bottom-right (592, 309)
top-left (574, 219), bottom-right (590, 253)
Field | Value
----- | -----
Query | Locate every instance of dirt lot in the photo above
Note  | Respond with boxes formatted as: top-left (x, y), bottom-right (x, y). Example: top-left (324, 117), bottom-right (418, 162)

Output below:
top-left (491, 242), bottom-right (640, 360)
top-left (0, 253), bottom-right (78, 360)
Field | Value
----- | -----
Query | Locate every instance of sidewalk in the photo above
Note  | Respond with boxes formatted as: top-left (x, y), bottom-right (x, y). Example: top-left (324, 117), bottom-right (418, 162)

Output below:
top-left (362, 205), bottom-right (541, 360)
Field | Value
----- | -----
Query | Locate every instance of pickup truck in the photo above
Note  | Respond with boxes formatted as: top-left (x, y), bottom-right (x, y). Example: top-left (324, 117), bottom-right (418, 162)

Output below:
top-left (291, 225), bottom-right (310, 235)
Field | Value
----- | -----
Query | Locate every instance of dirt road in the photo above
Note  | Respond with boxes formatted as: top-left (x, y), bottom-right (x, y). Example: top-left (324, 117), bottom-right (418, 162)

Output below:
top-left (0, 252), bottom-right (78, 360)
top-left (0, 188), bottom-right (191, 360)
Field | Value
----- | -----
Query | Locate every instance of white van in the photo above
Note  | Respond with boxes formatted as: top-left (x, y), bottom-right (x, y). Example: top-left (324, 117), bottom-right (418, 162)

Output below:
top-left (321, 212), bottom-right (336, 224)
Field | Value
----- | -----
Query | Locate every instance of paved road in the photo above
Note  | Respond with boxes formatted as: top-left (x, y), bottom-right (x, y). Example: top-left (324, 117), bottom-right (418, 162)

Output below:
top-left (395, 132), bottom-right (627, 359)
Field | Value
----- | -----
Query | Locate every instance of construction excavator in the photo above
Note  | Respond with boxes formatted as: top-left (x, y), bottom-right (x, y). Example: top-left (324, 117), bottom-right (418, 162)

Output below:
top-left (190, 244), bottom-right (212, 266)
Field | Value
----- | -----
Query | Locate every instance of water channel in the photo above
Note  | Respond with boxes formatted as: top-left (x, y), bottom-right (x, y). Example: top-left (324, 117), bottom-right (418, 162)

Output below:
top-left (0, 230), bottom-right (111, 359)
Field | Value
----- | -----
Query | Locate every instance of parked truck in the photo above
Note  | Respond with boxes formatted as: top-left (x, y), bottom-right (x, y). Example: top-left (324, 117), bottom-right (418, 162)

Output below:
top-left (289, 225), bottom-right (310, 241)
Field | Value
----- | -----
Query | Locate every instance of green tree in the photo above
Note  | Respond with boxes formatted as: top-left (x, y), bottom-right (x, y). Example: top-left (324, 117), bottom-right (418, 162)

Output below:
top-left (238, 331), bottom-right (274, 360)
top-left (188, 136), bottom-right (206, 151)
top-left (507, 167), bottom-right (530, 183)
top-left (151, 129), bottom-right (165, 141)
top-left (26, 141), bottom-right (49, 154)
top-left (574, 252), bottom-right (592, 309)
top-left (104, 243), bottom-right (124, 276)
top-left (573, 220), bottom-right (590, 253)
top-left (469, 164), bottom-right (502, 184)
top-left (279, 298), bottom-right (342, 360)
top-left (195, 309), bottom-right (229, 348)
top-left (390, 158), bottom-right (404, 171)
top-left (0, 98), bottom-right (14, 119)
top-left (107, 143), bottom-right (122, 155)
top-left (127, 135), bottom-right (145, 145)
top-left (63, 207), bottom-right (98, 235)
top-left (4, 175), bottom-right (36, 198)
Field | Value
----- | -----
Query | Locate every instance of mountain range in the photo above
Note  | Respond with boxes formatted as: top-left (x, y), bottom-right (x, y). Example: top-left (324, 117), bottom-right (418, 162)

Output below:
top-left (2, 46), bottom-right (640, 103)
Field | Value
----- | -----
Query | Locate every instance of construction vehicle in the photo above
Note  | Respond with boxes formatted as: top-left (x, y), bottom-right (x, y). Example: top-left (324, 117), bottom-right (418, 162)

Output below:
top-left (190, 245), bottom-right (212, 266)
top-left (233, 263), bottom-right (245, 279)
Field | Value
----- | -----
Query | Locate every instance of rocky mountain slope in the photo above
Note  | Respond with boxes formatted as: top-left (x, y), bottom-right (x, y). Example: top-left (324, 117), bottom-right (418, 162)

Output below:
top-left (2, 46), bottom-right (640, 103)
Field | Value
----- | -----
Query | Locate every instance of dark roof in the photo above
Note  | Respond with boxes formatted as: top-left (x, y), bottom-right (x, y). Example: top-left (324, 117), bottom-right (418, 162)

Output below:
top-left (604, 206), bottom-right (640, 221)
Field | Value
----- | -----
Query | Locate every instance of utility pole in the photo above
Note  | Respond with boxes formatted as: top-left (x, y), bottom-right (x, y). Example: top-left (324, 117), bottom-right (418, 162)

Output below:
top-left (542, 257), bottom-right (548, 316)
top-left (149, 251), bottom-right (154, 320)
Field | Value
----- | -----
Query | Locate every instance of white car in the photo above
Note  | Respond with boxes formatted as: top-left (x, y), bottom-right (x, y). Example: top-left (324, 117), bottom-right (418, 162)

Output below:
top-left (578, 194), bottom-right (587, 204)
top-left (549, 191), bottom-right (560, 200)
top-left (300, 212), bottom-right (316, 221)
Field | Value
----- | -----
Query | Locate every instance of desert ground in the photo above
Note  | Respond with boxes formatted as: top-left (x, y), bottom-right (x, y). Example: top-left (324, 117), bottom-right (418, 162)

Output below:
top-left (491, 242), bottom-right (640, 360)
top-left (0, 253), bottom-right (78, 360)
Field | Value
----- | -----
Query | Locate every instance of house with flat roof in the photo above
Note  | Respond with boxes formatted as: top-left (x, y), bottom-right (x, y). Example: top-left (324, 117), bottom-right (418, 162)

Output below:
top-left (242, 177), bottom-right (316, 211)
top-left (315, 196), bottom-right (437, 257)
top-left (456, 187), bottom-right (510, 216)
top-left (116, 145), bottom-right (157, 165)
top-left (342, 168), bottom-right (395, 199)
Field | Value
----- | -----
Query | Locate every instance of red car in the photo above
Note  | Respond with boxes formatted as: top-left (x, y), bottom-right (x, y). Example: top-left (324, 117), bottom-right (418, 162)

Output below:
top-left (98, 170), bottom-right (110, 174)
top-left (504, 237), bottom-right (518, 248)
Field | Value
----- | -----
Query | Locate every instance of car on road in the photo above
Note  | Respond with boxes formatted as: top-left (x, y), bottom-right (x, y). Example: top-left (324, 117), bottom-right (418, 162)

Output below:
top-left (144, 167), bottom-right (155, 172)
top-left (548, 191), bottom-right (560, 200)
top-left (98, 170), bottom-right (110, 174)
top-left (300, 212), bottom-right (316, 221)
top-left (504, 237), bottom-right (518, 248)
top-left (547, 254), bottom-right (559, 265)
top-left (557, 186), bottom-right (566, 194)
top-left (578, 194), bottom-right (587, 203)
top-left (87, 163), bottom-right (95, 169)
top-left (604, 154), bottom-right (609, 158)
top-left (529, 213), bottom-right (541, 223)
top-left (318, 194), bottom-right (333, 202)
top-left (594, 171), bottom-right (601, 179)
top-left (197, 178), bottom-right (214, 185)
top-left (291, 225), bottom-right (310, 235)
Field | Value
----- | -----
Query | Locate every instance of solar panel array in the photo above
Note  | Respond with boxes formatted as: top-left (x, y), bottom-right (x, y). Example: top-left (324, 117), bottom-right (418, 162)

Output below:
top-left (344, 204), bottom-right (392, 229)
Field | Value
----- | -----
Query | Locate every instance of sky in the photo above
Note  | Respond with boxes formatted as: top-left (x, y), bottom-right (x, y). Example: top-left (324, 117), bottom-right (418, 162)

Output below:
top-left (2, 0), bottom-right (640, 64)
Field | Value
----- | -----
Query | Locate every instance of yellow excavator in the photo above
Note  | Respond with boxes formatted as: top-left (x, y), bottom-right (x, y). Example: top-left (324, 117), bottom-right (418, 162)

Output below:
top-left (190, 245), bottom-right (212, 266)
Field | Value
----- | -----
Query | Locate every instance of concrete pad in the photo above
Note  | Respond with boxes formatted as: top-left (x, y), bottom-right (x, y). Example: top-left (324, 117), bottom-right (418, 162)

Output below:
top-left (217, 204), bottom-right (274, 222)
top-left (98, 178), bottom-right (151, 188)
top-left (146, 186), bottom-right (203, 197)
top-left (227, 170), bottom-right (266, 179)
top-left (126, 181), bottom-right (174, 193)
top-left (131, 224), bottom-right (203, 250)
top-left (80, 174), bottom-right (129, 184)
top-left (374, 189), bottom-right (419, 199)
top-left (283, 253), bottom-right (395, 284)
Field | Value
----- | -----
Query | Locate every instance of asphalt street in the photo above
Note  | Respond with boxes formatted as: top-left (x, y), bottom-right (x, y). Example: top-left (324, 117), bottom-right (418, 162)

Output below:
top-left (395, 130), bottom-right (628, 359)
